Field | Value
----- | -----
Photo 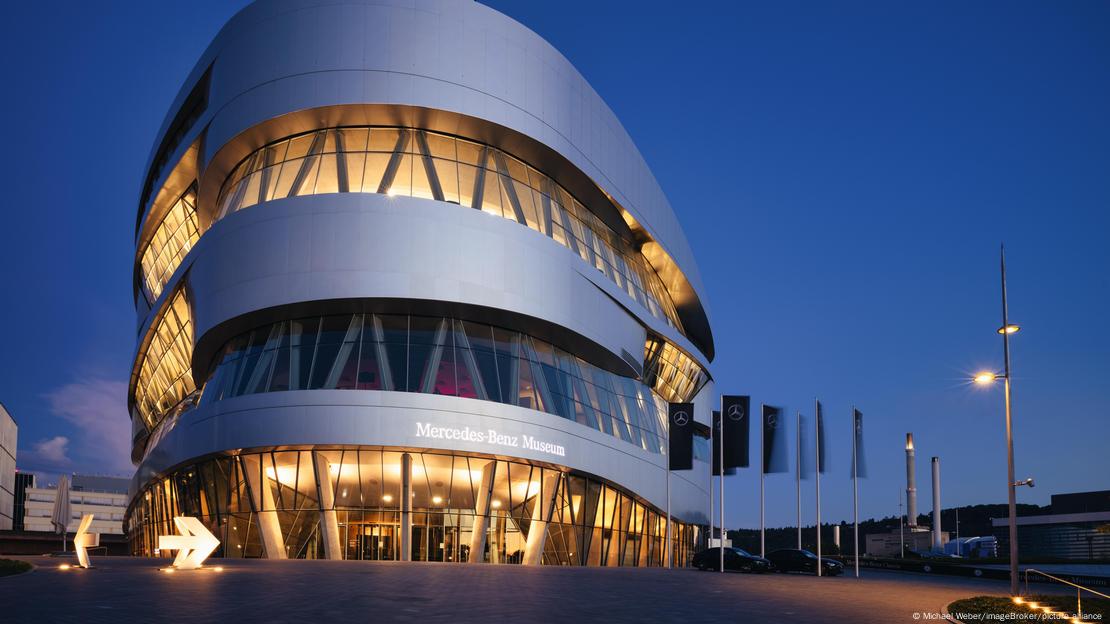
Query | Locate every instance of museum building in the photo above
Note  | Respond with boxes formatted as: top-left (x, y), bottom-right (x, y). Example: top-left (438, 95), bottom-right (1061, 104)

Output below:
top-left (125, 0), bottom-right (716, 566)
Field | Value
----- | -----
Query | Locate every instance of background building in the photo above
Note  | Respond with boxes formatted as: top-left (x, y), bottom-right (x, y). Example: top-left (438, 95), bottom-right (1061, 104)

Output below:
top-left (0, 403), bottom-right (16, 530)
top-left (992, 490), bottom-right (1110, 561)
top-left (23, 475), bottom-right (129, 536)
top-left (124, 0), bottom-right (715, 565)
top-left (12, 471), bottom-right (34, 532)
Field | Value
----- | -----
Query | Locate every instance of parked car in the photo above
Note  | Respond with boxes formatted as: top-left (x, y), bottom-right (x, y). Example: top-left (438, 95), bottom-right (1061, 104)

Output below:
top-left (692, 547), bottom-right (771, 573)
top-left (765, 549), bottom-right (844, 576)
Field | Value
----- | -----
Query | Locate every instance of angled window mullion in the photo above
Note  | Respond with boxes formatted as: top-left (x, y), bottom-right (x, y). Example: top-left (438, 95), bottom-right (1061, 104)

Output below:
top-left (469, 146), bottom-right (489, 209)
top-left (415, 131), bottom-right (444, 201)
top-left (334, 130), bottom-right (350, 193)
top-left (287, 131), bottom-right (326, 198)
top-left (493, 151), bottom-right (527, 225)
top-left (376, 129), bottom-right (411, 194)
top-left (222, 152), bottom-right (258, 217)
top-left (323, 314), bottom-right (362, 388)
top-left (419, 319), bottom-right (449, 393)
top-left (370, 315), bottom-right (396, 391)
top-left (257, 147), bottom-right (276, 204)
top-left (453, 320), bottom-right (488, 400)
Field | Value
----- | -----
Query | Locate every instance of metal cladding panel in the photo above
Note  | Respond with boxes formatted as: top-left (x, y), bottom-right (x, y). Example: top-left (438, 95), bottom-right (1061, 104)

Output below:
top-left (185, 192), bottom-right (653, 376)
top-left (142, 0), bottom-right (711, 348)
top-left (130, 390), bottom-right (710, 523)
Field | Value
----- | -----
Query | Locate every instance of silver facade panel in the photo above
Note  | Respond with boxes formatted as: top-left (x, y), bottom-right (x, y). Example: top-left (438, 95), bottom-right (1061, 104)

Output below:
top-left (184, 193), bottom-right (657, 376)
top-left (141, 0), bottom-right (710, 326)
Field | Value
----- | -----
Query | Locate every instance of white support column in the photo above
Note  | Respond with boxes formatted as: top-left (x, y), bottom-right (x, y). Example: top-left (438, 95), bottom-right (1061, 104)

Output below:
top-left (312, 452), bottom-right (343, 560)
top-left (400, 453), bottom-right (412, 562)
top-left (468, 461), bottom-right (497, 563)
top-left (522, 473), bottom-right (560, 565)
top-left (240, 454), bottom-right (287, 559)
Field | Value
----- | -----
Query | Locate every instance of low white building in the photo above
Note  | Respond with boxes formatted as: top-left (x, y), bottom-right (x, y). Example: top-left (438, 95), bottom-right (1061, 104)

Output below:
top-left (23, 475), bottom-right (129, 535)
top-left (0, 404), bottom-right (16, 530)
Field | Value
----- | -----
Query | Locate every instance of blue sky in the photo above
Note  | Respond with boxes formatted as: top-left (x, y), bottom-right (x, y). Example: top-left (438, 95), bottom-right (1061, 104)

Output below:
top-left (0, 1), bottom-right (1107, 531)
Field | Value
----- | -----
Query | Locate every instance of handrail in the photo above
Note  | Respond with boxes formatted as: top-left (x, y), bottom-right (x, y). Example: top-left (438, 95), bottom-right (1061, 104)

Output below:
top-left (1023, 567), bottom-right (1109, 622)
top-left (1023, 568), bottom-right (1110, 599)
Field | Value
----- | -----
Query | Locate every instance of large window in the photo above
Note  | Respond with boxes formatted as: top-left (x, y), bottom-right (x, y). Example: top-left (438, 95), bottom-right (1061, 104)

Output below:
top-left (643, 337), bottom-right (709, 404)
top-left (200, 313), bottom-right (675, 454)
top-left (139, 186), bottom-right (199, 304)
top-left (214, 127), bottom-right (684, 333)
top-left (133, 289), bottom-right (196, 429)
top-left (126, 449), bottom-right (702, 567)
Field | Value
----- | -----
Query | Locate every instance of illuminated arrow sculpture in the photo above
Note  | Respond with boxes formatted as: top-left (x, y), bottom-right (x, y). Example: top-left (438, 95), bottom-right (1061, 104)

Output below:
top-left (158, 517), bottom-right (220, 570)
top-left (73, 514), bottom-right (99, 569)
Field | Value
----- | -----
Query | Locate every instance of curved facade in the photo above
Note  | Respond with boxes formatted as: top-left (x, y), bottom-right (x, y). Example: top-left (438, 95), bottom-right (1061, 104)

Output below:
top-left (125, 0), bottom-right (716, 567)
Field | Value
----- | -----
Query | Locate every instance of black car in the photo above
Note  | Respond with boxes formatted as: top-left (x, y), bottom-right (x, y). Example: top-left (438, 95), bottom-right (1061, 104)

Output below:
top-left (765, 549), bottom-right (844, 576)
top-left (692, 547), bottom-right (771, 573)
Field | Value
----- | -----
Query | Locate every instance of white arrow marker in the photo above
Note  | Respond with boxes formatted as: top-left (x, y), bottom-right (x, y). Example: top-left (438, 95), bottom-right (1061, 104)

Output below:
top-left (73, 514), bottom-right (99, 569)
top-left (158, 517), bottom-right (220, 570)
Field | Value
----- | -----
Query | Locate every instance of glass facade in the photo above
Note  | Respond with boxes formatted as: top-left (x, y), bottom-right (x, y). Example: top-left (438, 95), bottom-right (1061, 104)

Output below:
top-left (214, 126), bottom-right (684, 332)
top-left (139, 186), bottom-right (199, 304)
top-left (127, 448), bottom-right (702, 566)
top-left (643, 337), bottom-right (709, 404)
top-left (199, 313), bottom-right (677, 454)
top-left (133, 289), bottom-right (196, 429)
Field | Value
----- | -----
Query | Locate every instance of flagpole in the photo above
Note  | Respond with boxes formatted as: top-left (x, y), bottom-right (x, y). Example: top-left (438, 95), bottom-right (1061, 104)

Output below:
top-left (852, 406), bottom-right (860, 578)
top-left (665, 418), bottom-right (671, 569)
top-left (759, 404), bottom-right (768, 559)
top-left (796, 411), bottom-right (802, 550)
top-left (815, 398), bottom-right (822, 577)
top-left (719, 409), bottom-right (725, 573)
top-left (709, 413), bottom-right (715, 562)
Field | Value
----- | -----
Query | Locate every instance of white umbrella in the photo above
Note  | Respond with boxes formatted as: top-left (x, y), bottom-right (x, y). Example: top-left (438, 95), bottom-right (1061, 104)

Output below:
top-left (51, 475), bottom-right (71, 552)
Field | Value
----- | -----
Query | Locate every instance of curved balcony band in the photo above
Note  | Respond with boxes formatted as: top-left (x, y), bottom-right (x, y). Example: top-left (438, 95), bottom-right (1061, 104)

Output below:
top-left (212, 126), bottom-right (684, 334)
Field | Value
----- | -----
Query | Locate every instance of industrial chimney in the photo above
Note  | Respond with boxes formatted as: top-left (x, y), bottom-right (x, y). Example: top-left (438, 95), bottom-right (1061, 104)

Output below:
top-left (932, 456), bottom-right (942, 551)
top-left (906, 434), bottom-right (917, 527)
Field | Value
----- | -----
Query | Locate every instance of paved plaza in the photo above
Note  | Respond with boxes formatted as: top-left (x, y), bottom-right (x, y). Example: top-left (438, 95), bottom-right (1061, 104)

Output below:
top-left (0, 556), bottom-right (1029, 623)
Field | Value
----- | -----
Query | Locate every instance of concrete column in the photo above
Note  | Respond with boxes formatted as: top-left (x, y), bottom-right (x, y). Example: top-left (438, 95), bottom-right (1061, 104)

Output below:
top-left (312, 452), bottom-right (343, 560)
top-left (240, 455), bottom-right (287, 559)
top-left (833, 524), bottom-right (841, 550)
top-left (522, 473), bottom-right (561, 565)
top-left (931, 456), bottom-right (942, 551)
top-left (906, 433), bottom-right (918, 527)
top-left (400, 453), bottom-right (412, 562)
top-left (467, 461), bottom-right (497, 563)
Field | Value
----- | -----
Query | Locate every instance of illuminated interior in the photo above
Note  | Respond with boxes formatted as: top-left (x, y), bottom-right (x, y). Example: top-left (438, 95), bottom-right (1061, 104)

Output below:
top-left (214, 127), bottom-right (684, 333)
top-left (643, 337), bottom-right (709, 404)
top-left (127, 448), bottom-right (701, 566)
top-left (199, 313), bottom-right (685, 454)
top-left (133, 289), bottom-right (196, 429)
top-left (139, 186), bottom-right (199, 304)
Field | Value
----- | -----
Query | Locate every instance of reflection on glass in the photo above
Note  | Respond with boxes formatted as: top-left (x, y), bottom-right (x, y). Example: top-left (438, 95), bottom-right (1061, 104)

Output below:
top-left (214, 126), bottom-right (684, 333)
top-left (126, 449), bottom-right (702, 567)
top-left (643, 336), bottom-right (708, 404)
top-left (133, 289), bottom-right (196, 429)
top-left (139, 186), bottom-right (199, 304)
top-left (200, 313), bottom-right (683, 454)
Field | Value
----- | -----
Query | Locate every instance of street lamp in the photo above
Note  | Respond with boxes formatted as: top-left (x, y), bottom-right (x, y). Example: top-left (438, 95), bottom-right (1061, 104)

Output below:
top-left (971, 246), bottom-right (1022, 596)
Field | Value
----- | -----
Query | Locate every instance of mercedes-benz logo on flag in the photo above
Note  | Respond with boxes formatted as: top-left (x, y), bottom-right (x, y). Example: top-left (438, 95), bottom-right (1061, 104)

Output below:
top-left (727, 403), bottom-right (745, 421)
top-left (673, 410), bottom-right (690, 426)
top-left (767, 412), bottom-right (778, 428)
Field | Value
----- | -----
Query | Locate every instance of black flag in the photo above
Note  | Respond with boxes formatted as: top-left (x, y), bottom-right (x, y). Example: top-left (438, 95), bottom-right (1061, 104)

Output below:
top-left (711, 411), bottom-right (723, 476)
top-left (817, 400), bottom-right (827, 474)
top-left (851, 408), bottom-right (867, 478)
top-left (762, 404), bottom-right (788, 473)
top-left (721, 395), bottom-right (750, 469)
top-left (668, 402), bottom-right (694, 471)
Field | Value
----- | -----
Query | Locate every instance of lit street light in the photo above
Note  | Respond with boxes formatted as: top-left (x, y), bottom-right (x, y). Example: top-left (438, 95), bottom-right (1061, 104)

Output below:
top-left (971, 246), bottom-right (1022, 596)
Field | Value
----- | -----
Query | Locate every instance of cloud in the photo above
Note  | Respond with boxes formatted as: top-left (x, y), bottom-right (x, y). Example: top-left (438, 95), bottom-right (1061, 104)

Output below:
top-left (40, 378), bottom-right (132, 475)
top-left (17, 435), bottom-right (73, 474)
